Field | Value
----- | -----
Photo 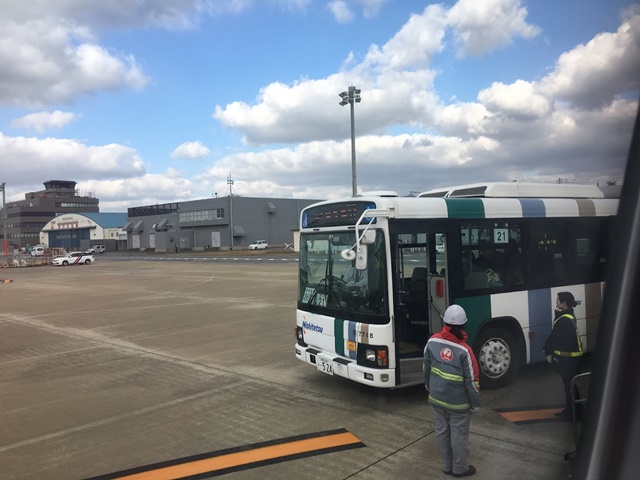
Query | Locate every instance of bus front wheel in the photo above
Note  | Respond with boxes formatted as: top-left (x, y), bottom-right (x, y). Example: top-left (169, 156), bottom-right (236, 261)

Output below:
top-left (475, 327), bottom-right (519, 389)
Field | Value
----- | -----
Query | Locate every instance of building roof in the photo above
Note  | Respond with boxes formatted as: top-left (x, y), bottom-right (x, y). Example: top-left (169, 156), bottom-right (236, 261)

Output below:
top-left (81, 212), bottom-right (128, 228)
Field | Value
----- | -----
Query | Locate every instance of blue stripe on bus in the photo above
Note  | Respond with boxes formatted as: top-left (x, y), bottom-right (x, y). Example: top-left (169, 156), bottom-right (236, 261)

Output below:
top-left (519, 198), bottom-right (546, 217)
top-left (528, 288), bottom-right (553, 364)
top-left (348, 321), bottom-right (357, 359)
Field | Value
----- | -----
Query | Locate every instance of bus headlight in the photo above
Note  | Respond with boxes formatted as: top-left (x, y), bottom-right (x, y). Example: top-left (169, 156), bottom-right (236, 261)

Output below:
top-left (359, 345), bottom-right (388, 368)
top-left (295, 326), bottom-right (307, 346)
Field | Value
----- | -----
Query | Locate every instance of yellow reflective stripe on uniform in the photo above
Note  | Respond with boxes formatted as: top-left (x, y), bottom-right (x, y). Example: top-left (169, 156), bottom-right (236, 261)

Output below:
top-left (432, 367), bottom-right (464, 383)
top-left (553, 350), bottom-right (584, 357)
top-left (429, 396), bottom-right (471, 411)
top-left (553, 314), bottom-right (583, 357)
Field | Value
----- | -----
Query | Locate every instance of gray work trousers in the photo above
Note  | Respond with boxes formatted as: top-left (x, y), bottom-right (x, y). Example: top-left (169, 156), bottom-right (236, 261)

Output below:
top-left (431, 405), bottom-right (471, 474)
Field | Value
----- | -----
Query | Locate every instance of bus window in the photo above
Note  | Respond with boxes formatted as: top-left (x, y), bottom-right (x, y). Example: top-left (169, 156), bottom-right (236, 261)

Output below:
top-left (298, 231), bottom-right (388, 320)
top-left (460, 222), bottom-right (524, 291)
top-left (530, 223), bottom-right (566, 285)
top-left (569, 218), bottom-right (609, 283)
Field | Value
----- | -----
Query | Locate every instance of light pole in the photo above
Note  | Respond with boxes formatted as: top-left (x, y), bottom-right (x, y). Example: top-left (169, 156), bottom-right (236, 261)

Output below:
top-left (227, 175), bottom-right (234, 251)
top-left (339, 86), bottom-right (361, 196)
top-left (0, 182), bottom-right (6, 255)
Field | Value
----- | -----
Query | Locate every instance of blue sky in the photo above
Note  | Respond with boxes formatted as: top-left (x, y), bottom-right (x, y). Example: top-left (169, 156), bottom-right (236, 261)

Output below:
top-left (0, 0), bottom-right (638, 211)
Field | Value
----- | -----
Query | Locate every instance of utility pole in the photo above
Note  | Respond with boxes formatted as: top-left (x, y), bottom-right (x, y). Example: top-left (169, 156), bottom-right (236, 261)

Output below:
top-left (227, 175), bottom-right (234, 251)
top-left (1, 182), bottom-right (6, 255)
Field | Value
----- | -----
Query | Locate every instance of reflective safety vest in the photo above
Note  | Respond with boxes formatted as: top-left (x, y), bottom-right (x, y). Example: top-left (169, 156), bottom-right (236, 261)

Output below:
top-left (553, 313), bottom-right (584, 357)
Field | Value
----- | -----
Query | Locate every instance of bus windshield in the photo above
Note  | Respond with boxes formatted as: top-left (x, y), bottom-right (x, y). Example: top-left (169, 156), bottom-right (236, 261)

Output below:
top-left (298, 231), bottom-right (387, 322)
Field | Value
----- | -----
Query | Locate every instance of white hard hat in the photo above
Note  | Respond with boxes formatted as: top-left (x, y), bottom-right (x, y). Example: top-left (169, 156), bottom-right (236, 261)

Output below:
top-left (443, 304), bottom-right (467, 325)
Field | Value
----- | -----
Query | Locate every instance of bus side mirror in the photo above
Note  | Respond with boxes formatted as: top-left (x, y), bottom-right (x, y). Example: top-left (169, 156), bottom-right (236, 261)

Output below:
top-left (341, 249), bottom-right (356, 261)
top-left (356, 244), bottom-right (368, 270)
top-left (361, 231), bottom-right (375, 245)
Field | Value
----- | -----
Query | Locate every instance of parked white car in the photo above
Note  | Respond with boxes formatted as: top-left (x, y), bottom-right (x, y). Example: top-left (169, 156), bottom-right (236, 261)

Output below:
top-left (52, 251), bottom-right (94, 266)
top-left (248, 240), bottom-right (268, 250)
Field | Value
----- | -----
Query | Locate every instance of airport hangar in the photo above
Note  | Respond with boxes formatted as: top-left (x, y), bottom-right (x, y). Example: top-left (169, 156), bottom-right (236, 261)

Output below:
top-left (123, 196), bottom-right (323, 252)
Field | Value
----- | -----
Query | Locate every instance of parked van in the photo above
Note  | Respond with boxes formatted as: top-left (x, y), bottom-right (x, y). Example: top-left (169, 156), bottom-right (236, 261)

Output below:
top-left (87, 245), bottom-right (106, 254)
top-left (31, 246), bottom-right (45, 257)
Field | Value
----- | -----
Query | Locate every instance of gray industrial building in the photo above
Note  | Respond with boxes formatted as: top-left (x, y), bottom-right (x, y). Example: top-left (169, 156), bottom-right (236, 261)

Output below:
top-left (125, 196), bottom-right (322, 251)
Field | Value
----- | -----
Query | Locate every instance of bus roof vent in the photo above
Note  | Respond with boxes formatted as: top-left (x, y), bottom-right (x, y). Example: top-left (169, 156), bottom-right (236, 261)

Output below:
top-left (449, 186), bottom-right (487, 197)
top-left (418, 191), bottom-right (448, 198)
top-left (418, 182), bottom-right (606, 199)
top-left (356, 191), bottom-right (398, 198)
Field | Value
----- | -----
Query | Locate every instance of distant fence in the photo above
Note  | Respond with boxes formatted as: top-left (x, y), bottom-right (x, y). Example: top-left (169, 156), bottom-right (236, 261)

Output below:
top-left (1, 248), bottom-right (67, 267)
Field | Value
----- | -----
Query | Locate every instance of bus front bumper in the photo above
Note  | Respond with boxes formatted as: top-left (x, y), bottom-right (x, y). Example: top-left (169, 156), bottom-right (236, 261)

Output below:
top-left (294, 344), bottom-right (395, 388)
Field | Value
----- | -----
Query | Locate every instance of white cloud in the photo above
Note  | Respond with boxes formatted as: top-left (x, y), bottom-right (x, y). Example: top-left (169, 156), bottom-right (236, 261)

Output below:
top-left (362, 3), bottom-right (448, 70)
top-left (0, 18), bottom-right (148, 107)
top-left (434, 102), bottom-right (491, 137)
top-left (539, 9), bottom-right (640, 109)
top-left (478, 80), bottom-right (551, 118)
top-left (208, 1), bottom-right (635, 198)
top-left (0, 0), bottom-right (635, 207)
top-left (171, 141), bottom-right (212, 159)
top-left (328, 1), bottom-right (354, 23)
top-left (214, 70), bottom-right (440, 145)
top-left (10, 110), bottom-right (78, 132)
top-left (447, 0), bottom-right (540, 57)
top-left (327, 0), bottom-right (388, 22)
top-left (212, 1), bottom-right (543, 146)
top-left (356, 0), bottom-right (388, 18)
top-left (199, 0), bottom-right (313, 17)
top-left (2, 1), bottom-right (201, 30)
top-left (0, 133), bottom-right (146, 187)
top-left (196, 131), bottom-right (507, 199)
top-left (77, 170), bottom-right (195, 210)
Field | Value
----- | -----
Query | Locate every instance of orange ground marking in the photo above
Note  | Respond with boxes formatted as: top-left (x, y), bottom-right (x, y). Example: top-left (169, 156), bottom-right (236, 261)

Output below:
top-left (115, 431), bottom-right (362, 480)
top-left (498, 408), bottom-right (564, 423)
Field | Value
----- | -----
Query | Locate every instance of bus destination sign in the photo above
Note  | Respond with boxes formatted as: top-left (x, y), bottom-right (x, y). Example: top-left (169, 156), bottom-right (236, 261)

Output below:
top-left (302, 201), bottom-right (377, 228)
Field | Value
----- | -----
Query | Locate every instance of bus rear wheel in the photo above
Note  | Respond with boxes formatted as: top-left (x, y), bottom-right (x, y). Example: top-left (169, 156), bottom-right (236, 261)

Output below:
top-left (475, 327), bottom-right (519, 389)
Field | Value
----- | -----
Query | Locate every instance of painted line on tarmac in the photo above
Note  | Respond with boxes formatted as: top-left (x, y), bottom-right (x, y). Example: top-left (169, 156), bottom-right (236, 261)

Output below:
top-left (495, 404), bottom-right (567, 425)
top-left (87, 428), bottom-right (365, 480)
top-left (102, 256), bottom-right (298, 262)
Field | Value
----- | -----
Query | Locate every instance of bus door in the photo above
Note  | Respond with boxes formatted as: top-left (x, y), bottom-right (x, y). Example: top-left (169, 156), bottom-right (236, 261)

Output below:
top-left (393, 231), bottom-right (449, 386)
top-left (428, 233), bottom-right (447, 335)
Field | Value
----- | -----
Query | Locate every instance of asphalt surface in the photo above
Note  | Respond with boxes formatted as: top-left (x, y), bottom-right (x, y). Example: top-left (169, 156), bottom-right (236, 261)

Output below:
top-left (0, 258), bottom-right (579, 479)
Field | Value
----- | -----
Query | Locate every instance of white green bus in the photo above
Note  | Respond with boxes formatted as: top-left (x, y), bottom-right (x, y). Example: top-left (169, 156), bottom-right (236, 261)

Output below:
top-left (294, 183), bottom-right (619, 389)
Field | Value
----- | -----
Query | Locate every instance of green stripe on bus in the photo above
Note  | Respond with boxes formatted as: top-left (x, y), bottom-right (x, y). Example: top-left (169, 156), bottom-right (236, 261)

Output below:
top-left (454, 295), bottom-right (492, 345)
top-left (335, 318), bottom-right (345, 356)
top-left (444, 198), bottom-right (486, 219)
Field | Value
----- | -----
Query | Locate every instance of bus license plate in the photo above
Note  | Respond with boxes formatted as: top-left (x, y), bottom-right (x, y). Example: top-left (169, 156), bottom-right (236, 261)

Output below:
top-left (316, 355), bottom-right (333, 375)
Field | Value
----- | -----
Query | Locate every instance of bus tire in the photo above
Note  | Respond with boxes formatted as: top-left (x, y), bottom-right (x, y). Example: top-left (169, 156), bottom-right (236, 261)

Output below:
top-left (475, 327), bottom-right (519, 389)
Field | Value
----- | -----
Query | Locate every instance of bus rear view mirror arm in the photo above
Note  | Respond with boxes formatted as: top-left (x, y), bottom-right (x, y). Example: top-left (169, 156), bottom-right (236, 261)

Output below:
top-left (340, 208), bottom-right (390, 269)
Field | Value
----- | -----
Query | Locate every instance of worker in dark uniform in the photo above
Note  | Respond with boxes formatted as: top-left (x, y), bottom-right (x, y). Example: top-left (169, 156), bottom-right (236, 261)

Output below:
top-left (544, 291), bottom-right (583, 420)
